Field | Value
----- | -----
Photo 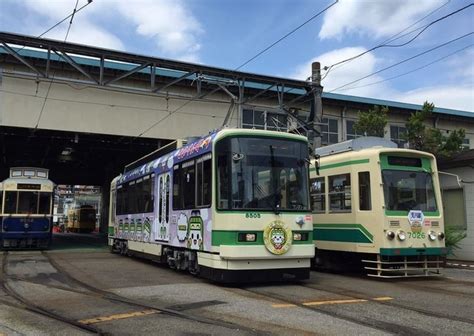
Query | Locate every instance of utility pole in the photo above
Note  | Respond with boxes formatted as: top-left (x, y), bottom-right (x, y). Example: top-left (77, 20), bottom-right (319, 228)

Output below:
top-left (309, 62), bottom-right (323, 150)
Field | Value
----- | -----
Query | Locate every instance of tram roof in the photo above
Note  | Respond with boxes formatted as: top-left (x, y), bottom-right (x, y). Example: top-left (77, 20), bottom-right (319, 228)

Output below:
top-left (118, 128), bottom-right (308, 184)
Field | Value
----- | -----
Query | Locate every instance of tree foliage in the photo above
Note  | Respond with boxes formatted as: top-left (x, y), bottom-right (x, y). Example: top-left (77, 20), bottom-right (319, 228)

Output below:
top-left (404, 101), bottom-right (465, 157)
top-left (353, 105), bottom-right (388, 137)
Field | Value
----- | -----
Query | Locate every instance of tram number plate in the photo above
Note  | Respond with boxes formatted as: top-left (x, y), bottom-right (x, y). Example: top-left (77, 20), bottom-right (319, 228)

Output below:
top-left (408, 232), bottom-right (425, 239)
top-left (245, 212), bottom-right (261, 219)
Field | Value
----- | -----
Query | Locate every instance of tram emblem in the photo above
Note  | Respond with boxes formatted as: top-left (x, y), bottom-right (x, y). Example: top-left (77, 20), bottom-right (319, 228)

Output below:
top-left (264, 220), bottom-right (292, 255)
top-left (408, 210), bottom-right (424, 233)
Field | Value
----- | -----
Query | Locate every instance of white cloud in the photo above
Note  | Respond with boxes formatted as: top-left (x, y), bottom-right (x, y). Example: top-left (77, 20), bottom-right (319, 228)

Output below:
top-left (291, 47), bottom-right (391, 97)
top-left (12, 0), bottom-right (203, 61)
top-left (109, 0), bottom-right (203, 61)
top-left (17, 0), bottom-right (124, 50)
top-left (391, 84), bottom-right (474, 112)
top-left (319, 0), bottom-right (445, 40)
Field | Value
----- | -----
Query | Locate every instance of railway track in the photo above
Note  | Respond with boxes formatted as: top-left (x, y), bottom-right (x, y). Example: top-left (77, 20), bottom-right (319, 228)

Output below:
top-left (236, 285), bottom-right (425, 336)
top-left (225, 275), bottom-right (474, 336)
top-left (1, 251), bottom-right (260, 335)
top-left (301, 282), bottom-right (474, 326)
top-left (1, 251), bottom-right (102, 335)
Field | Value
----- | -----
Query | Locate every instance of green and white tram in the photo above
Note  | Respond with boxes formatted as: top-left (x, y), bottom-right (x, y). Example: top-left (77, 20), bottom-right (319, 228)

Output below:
top-left (310, 137), bottom-right (446, 278)
top-left (109, 129), bottom-right (314, 282)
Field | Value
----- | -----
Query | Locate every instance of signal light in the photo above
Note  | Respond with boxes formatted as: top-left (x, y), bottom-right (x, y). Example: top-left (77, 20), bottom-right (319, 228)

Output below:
top-left (438, 232), bottom-right (445, 240)
top-left (293, 232), bottom-right (309, 241)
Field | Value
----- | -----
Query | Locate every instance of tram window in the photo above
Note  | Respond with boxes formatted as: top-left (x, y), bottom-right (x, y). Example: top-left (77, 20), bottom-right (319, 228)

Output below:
top-left (122, 184), bottom-right (129, 214)
top-left (173, 165), bottom-right (181, 210)
top-left (359, 172), bottom-right (371, 211)
top-left (182, 161), bottom-right (196, 209)
top-left (144, 175), bottom-right (154, 213)
top-left (310, 177), bottom-right (326, 212)
top-left (217, 154), bottom-right (230, 209)
top-left (127, 182), bottom-right (137, 214)
top-left (165, 175), bottom-right (170, 222)
top-left (196, 155), bottom-right (212, 207)
top-left (116, 186), bottom-right (123, 215)
top-left (18, 191), bottom-right (39, 214)
top-left (158, 177), bottom-right (163, 221)
top-left (4, 191), bottom-right (17, 213)
top-left (38, 192), bottom-right (52, 214)
top-left (0, 191), bottom-right (3, 212)
top-left (329, 174), bottom-right (351, 212)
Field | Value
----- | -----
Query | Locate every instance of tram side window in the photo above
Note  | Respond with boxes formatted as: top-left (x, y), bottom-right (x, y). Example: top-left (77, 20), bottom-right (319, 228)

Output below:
top-left (196, 155), bottom-right (212, 207)
top-left (329, 174), bottom-right (351, 212)
top-left (182, 161), bottom-right (196, 209)
top-left (173, 165), bottom-right (181, 210)
top-left (359, 172), bottom-right (371, 211)
top-left (4, 191), bottom-right (17, 214)
top-left (116, 186), bottom-right (123, 215)
top-left (38, 192), bottom-right (52, 214)
top-left (310, 177), bottom-right (326, 212)
top-left (0, 191), bottom-right (3, 212)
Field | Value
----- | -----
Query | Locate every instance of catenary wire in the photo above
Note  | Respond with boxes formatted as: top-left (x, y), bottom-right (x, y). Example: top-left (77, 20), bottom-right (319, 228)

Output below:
top-left (34, 0), bottom-right (84, 129)
top-left (321, 1), bottom-right (470, 81)
top-left (327, 31), bottom-right (474, 93)
top-left (135, 1), bottom-right (338, 138)
top-left (336, 44), bottom-right (474, 92)
top-left (234, 0), bottom-right (338, 71)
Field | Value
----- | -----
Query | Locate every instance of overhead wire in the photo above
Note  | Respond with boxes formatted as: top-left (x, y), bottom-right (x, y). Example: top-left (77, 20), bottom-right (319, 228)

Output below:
top-left (335, 44), bottom-right (474, 92)
top-left (234, 0), bottom-right (338, 71)
top-left (135, 1), bottom-right (339, 138)
top-left (327, 31), bottom-right (474, 93)
top-left (34, 0), bottom-right (84, 129)
top-left (321, 1), bottom-right (472, 81)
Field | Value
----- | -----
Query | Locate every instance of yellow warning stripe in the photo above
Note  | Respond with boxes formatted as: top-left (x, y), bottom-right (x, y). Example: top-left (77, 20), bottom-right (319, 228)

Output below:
top-left (372, 296), bottom-right (393, 301)
top-left (271, 297), bottom-right (393, 308)
top-left (79, 309), bottom-right (159, 325)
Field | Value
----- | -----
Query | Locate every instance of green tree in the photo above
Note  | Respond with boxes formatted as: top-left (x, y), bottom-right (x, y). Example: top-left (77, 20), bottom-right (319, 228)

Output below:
top-left (404, 101), bottom-right (465, 157)
top-left (353, 105), bottom-right (388, 137)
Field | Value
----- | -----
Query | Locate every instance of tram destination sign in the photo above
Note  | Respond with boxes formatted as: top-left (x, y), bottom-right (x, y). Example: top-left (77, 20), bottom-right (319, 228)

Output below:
top-left (17, 183), bottom-right (41, 190)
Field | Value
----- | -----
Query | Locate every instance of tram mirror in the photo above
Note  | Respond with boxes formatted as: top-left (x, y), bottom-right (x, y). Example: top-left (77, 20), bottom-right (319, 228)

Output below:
top-left (314, 154), bottom-right (321, 176)
top-left (232, 152), bottom-right (245, 162)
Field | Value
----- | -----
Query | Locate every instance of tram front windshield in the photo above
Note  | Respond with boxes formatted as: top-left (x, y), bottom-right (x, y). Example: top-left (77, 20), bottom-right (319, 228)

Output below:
top-left (4, 191), bottom-right (52, 214)
top-left (382, 170), bottom-right (437, 212)
top-left (216, 136), bottom-right (310, 211)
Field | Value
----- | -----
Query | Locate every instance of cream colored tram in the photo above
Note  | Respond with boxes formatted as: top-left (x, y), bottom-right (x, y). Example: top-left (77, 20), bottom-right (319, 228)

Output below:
top-left (310, 137), bottom-right (446, 277)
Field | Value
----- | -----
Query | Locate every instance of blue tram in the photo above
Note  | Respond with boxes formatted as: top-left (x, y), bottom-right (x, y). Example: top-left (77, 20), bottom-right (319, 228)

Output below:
top-left (0, 168), bottom-right (54, 249)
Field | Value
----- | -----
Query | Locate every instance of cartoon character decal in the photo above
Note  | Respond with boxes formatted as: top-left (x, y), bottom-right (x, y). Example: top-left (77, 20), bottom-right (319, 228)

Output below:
top-left (263, 220), bottom-right (292, 255)
top-left (187, 210), bottom-right (203, 250)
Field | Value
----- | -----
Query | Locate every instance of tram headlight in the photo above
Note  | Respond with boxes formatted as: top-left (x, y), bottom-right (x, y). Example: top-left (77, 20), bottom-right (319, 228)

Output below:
top-left (428, 231), bottom-right (437, 241)
top-left (386, 231), bottom-right (395, 240)
top-left (292, 232), bottom-right (309, 241)
top-left (238, 233), bottom-right (256, 242)
top-left (438, 232), bottom-right (445, 240)
top-left (397, 230), bottom-right (406, 241)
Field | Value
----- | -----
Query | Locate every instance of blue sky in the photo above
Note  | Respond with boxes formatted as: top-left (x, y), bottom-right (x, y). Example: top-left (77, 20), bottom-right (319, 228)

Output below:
top-left (1, 0), bottom-right (473, 111)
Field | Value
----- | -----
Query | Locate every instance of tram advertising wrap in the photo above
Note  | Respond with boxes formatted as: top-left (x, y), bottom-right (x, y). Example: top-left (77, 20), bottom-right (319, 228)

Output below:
top-left (108, 129), bottom-right (314, 283)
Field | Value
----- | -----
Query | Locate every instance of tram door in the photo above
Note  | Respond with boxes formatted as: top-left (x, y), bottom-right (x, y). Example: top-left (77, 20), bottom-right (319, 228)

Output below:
top-left (156, 173), bottom-right (170, 241)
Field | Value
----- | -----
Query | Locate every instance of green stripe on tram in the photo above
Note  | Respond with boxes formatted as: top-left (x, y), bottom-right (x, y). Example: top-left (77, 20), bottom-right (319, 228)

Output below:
top-left (211, 230), bottom-right (313, 246)
top-left (313, 223), bottom-right (374, 243)
top-left (309, 159), bottom-right (370, 172)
